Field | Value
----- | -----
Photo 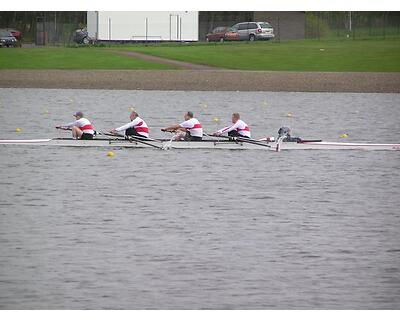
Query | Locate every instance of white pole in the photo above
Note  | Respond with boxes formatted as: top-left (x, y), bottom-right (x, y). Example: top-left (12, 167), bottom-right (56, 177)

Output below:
top-left (145, 17), bottom-right (148, 41)
top-left (180, 17), bottom-right (182, 41)
top-left (349, 11), bottom-right (352, 31)
top-left (169, 14), bottom-right (171, 40)
top-left (108, 18), bottom-right (111, 40)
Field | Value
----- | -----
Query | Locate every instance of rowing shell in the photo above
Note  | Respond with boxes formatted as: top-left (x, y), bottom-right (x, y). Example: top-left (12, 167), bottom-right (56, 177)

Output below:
top-left (0, 138), bottom-right (399, 151)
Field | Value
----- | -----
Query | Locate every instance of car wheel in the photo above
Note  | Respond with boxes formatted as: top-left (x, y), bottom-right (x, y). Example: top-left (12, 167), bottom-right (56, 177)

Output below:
top-left (83, 37), bottom-right (90, 45)
top-left (219, 37), bottom-right (224, 43)
top-left (249, 34), bottom-right (255, 41)
top-left (206, 37), bottom-right (209, 42)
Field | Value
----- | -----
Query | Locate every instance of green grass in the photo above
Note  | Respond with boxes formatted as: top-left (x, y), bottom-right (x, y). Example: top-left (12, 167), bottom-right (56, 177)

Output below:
top-left (123, 39), bottom-right (400, 72)
top-left (0, 39), bottom-right (399, 72)
top-left (0, 47), bottom-right (172, 70)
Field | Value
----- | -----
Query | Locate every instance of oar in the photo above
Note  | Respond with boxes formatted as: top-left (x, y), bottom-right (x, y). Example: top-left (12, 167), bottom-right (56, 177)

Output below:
top-left (204, 133), bottom-right (273, 149)
top-left (161, 131), bottom-right (181, 150)
top-left (55, 126), bottom-right (71, 131)
top-left (104, 132), bottom-right (163, 150)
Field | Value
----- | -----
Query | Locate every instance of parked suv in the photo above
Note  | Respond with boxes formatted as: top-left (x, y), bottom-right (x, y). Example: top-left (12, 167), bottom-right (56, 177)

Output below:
top-left (0, 30), bottom-right (19, 47)
top-left (231, 22), bottom-right (275, 41)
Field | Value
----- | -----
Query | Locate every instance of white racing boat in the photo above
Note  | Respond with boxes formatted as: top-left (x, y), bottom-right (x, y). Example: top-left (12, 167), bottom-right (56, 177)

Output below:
top-left (0, 137), bottom-right (399, 151)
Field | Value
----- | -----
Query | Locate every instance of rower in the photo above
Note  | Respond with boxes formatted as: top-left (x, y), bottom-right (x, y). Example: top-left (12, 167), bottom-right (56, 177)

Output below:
top-left (277, 127), bottom-right (301, 142)
top-left (161, 111), bottom-right (203, 141)
top-left (110, 111), bottom-right (149, 139)
top-left (57, 111), bottom-right (95, 140)
top-left (213, 113), bottom-right (251, 138)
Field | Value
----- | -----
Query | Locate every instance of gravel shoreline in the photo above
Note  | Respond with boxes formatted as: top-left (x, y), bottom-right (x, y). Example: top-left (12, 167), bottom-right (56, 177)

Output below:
top-left (0, 70), bottom-right (399, 93)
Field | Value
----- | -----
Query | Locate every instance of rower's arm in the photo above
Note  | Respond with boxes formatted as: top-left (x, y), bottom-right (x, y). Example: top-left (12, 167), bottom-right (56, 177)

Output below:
top-left (218, 123), bottom-right (238, 134)
top-left (161, 124), bottom-right (182, 132)
top-left (60, 121), bottom-right (76, 128)
top-left (114, 122), bottom-right (134, 132)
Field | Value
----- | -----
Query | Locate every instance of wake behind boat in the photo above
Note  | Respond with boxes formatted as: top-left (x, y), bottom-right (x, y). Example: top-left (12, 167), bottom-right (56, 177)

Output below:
top-left (0, 137), bottom-right (399, 151)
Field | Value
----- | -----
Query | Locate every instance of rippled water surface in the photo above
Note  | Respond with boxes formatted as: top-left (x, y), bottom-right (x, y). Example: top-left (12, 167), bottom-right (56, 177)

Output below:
top-left (0, 88), bottom-right (399, 309)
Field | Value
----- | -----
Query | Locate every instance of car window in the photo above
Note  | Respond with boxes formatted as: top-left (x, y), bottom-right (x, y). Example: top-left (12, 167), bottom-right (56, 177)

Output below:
top-left (249, 23), bottom-right (258, 29)
top-left (0, 31), bottom-right (11, 37)
top-left (259, 22), bottom-right (272, 28)
top-left (212, 28), bottom-right (219, 33)
top-left (238, 23), bottom-right (248, 31)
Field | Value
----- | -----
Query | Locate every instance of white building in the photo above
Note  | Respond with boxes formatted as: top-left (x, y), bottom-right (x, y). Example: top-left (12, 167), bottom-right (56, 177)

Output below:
top-left (87, 11), bottom-right (199, 42)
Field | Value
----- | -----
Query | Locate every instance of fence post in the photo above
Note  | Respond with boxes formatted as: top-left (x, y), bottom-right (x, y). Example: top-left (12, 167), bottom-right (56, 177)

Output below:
top-left (54, 11), bottom-right (57, 45)
top-left (368, 15), bottom-right (371, 38)
top-left (383, 12), bottom-right (386, 39)
top-left (277, 17), bottom-right (280, 43)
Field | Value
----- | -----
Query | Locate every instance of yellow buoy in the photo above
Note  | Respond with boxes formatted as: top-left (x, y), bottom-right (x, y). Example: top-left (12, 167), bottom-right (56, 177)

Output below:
top-left (213, 117), bottom-right (220, 123)
top-left (203, 104), bottom-right (208, 109)
top-left (286, 112), bottom-right (293, 117)
top-left (107, 151), bottom-right (115, 157)
top-left (15, 128), bottom-right (22, 133)
top-left (340, 134), bottom-right (348, 138)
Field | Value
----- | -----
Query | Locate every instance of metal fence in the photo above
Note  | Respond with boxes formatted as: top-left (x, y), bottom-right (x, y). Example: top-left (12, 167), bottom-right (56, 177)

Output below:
top-left (305, 12), bottom-right (400, 40)
top-left (0, 11), bottom-right (86, 45)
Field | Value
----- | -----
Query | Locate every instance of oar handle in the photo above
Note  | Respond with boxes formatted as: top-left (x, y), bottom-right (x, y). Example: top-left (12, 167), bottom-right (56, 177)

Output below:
top-left (161, 129), bottom-right (178, 133)
top-left (55, 126), bottom-right (71, 131)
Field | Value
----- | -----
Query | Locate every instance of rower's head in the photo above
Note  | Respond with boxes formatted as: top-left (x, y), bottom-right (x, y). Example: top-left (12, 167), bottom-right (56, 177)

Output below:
top-left (232, 113), bottom-right (240, 123)
top-left (130, 111), bottom-right (138, 121)
top-left (184, 111), bottom-right (194, 121)
top-left (74, 111), bottom-right (83, 120)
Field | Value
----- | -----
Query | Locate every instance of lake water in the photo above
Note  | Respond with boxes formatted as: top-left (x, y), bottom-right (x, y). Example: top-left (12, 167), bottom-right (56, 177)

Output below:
top-left (0, 88), bottom-right (399, 309)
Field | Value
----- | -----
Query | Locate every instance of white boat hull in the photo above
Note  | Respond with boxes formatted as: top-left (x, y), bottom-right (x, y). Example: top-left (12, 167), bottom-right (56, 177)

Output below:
top-left (0, 138), bottom-right (399, 151)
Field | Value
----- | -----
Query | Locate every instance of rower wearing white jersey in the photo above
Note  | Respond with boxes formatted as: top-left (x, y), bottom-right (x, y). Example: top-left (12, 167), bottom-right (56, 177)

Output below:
top-left (110, 111), bottom-right (149, 139)
top-left (161, 111), bottom-right (203, 141)
top-left (214, 113), bottom-right (251, 138)
top-left (56, 111), bottom-right (95, 140)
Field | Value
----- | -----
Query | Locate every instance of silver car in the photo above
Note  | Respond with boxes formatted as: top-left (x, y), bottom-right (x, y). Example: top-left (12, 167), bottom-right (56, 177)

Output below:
top-left (231, 22), bottom-right (275, 41)
top-left (0, 30), bottom-right (18, 47)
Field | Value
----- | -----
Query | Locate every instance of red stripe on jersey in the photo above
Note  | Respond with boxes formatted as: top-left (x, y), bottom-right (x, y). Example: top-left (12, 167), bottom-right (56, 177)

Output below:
top-left (136, 127), bottom-right (149, 133)
top-left (191, 123), bottom-right (202, 129)
top-left (237, 126), bottom-right (250, 132)
top-left (80, 124), bottom-right (94, 131)
top-left (134, 121), bottom-right (149, 133)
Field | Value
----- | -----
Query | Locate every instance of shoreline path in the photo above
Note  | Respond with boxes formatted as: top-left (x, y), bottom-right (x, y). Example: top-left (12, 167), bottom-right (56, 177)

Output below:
top-left (1, 69), bottom-right (399, 92)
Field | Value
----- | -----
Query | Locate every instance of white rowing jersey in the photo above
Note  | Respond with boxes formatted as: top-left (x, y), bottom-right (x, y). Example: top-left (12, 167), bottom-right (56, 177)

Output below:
top-left (180, 118), bottom-right (203, 138)
top-left (115, 117), bottom-right (149, 138)
top-left (218, 119), bottom-right (251, 138)
top-left (65, 118), bottom-right (95, 134)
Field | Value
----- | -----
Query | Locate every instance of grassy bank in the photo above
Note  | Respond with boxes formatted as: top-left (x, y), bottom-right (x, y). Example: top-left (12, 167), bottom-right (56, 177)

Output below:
top-left (124, 39), bottom-right (400, 72)
top-left (0, 39), bottom-right (399, 72)
top-left (0, 47), bottom-right (172, 70)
